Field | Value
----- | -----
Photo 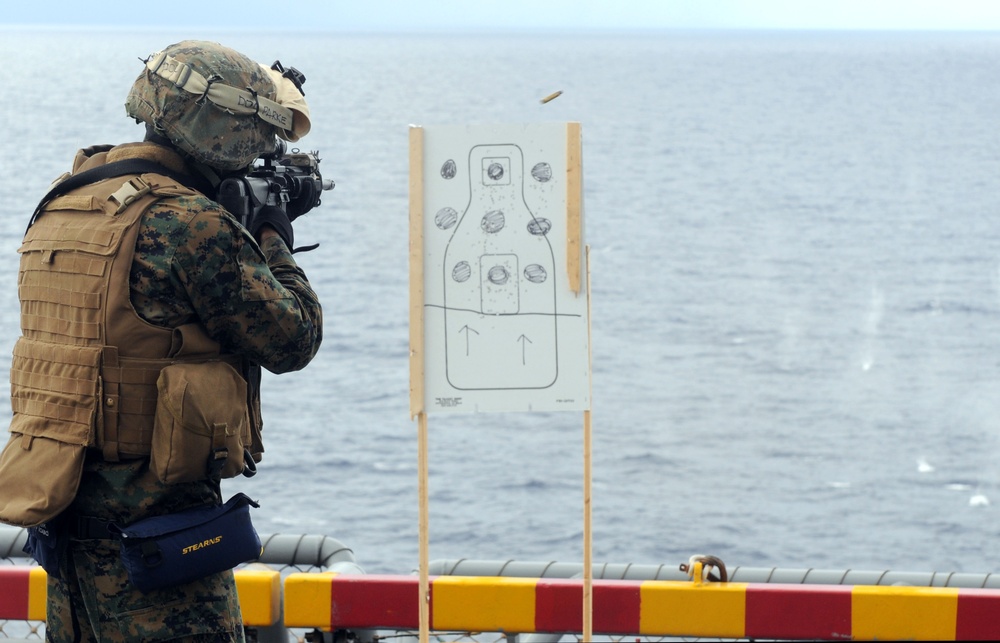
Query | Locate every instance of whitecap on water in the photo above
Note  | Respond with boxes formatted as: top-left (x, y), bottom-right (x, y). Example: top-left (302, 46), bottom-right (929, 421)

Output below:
top-left (373, 461), bottom-right (413, 472)
top-left (917, 458), bottom-right (934, 473)
top-left (969, 494), bottom-right (990, 507)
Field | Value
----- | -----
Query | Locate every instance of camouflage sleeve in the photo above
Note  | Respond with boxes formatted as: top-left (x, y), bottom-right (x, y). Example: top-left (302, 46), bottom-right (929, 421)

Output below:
top-left (132, 196), bottom-right (322, 373)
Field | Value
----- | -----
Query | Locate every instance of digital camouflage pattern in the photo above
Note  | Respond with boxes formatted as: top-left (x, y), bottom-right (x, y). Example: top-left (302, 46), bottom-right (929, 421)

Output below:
top-left (46, 460), bottom-right (244, 642)
top-left (130, 182), bottom-right (323, 373)
top-left (42, 141), bottom-right (322, 641)
top-left (126, 40), bottom-right (280, 171)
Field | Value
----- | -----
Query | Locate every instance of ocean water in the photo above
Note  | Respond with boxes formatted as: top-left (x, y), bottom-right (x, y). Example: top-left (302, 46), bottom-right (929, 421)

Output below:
top-left (2, 28), bottom-right (1000, 576)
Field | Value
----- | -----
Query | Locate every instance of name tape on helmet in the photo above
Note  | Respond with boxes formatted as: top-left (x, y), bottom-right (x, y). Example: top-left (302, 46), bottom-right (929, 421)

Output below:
top-left (146, 51), bottom-right (295, 133)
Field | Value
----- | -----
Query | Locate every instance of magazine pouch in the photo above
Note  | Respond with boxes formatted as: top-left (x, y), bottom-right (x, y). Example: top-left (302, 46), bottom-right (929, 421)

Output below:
top-left (109, 493), bottom-right (261, 593)
top-left (150, 361), bottom-right (251, 484)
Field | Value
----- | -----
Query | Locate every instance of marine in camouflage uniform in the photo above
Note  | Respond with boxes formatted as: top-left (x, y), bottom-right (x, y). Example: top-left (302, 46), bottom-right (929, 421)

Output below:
top-left (42, 141), bottom-right (322, 643)
top-left (24, 41), bottom-right (324, 642)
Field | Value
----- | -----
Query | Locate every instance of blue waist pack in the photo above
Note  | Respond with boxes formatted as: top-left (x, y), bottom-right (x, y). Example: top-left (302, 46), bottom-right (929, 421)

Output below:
top-left (23, 517), bottom-right (69, 579)
top-left (109, 493), bottom-right (261, 593)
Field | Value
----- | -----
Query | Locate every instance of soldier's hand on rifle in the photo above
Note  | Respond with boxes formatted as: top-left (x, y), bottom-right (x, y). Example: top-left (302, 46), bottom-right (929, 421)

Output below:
top-left (249, 206), bottom-right (294, 249)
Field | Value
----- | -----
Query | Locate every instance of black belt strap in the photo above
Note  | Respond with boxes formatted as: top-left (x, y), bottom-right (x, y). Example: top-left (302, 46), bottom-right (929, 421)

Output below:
top-left (72, 515), bottom-right (116, 540)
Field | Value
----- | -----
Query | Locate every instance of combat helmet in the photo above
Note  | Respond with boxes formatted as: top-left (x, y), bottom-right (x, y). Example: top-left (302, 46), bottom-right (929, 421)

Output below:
top-left (126, 40), bottom-right (311, 172)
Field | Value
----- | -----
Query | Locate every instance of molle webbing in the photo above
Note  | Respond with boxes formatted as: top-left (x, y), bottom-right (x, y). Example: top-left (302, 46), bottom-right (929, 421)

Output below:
top-left (98, 340), bottom-right (241, 459)
top-left (8, 338), bottom-right (100, 445)
top-left (13, 172), bottom-right (229, 461)
top-left (99, 348), bottom-right (163, 459)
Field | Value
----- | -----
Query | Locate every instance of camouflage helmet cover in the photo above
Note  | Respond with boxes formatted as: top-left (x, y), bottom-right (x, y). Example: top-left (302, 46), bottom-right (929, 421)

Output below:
top-left (126, 40), bottom-right (283, 171)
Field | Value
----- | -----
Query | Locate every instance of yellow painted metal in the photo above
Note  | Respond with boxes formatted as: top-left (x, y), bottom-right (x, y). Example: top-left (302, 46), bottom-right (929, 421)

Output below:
top-left (17, 566), bottom-right (285, 626)
top-left (234, 567), bottom-right (282, 626)
top-left (690, 560), bottom-right (704, 585)
top-left (283, 571), bottom-right (337, 628)
top-left (640, 580), bottom-right (747, 638)
top-left (432, 576), bottom-right (537, 632)
top-left (27, 567), bottom-right (47, 621)
top-left (852, 585), bottom-right (959, 641)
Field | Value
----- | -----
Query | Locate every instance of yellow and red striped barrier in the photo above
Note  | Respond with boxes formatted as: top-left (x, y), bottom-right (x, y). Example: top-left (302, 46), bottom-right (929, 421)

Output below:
top-left (284, 573), bottom-right (1000, 640)
top-left (0, 567), bottom-right (47, 622)
top-left (9, 565), bottom-right (1000, 639)
top-left (0, 567), bottom-right (281, 627)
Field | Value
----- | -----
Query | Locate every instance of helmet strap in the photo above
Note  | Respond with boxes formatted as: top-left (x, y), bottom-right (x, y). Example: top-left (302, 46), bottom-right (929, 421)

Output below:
top-left (142, 124), bottom-right (230, 193)
top-left (186, 159), bottom-right (228, 191)
top-left (144, 50), bottom-right (295, 134)
top-left (143, 124), bottom-right (174, 149)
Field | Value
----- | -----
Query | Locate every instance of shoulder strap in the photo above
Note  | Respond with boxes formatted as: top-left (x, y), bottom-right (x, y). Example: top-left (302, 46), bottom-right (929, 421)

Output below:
top-left (27, 159), bottom-right (215, 232)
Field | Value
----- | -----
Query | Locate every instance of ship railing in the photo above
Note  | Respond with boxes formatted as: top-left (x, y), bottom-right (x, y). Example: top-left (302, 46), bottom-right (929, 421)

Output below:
top-left (6, 526), bottom-right (1000, 642)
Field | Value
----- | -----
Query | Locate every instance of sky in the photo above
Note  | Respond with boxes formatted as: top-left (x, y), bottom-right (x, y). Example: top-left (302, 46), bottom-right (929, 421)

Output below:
top-left (5, 0), bottom-right (1000, 32)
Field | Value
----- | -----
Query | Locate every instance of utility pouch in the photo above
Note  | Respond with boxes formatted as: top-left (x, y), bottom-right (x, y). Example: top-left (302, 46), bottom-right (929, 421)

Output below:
top-left (109, 493), bottom-right (261, 593)
top-left (150, 361), bottom-right (251, 484)
top-left (0, 338), bottom-right (98, 527)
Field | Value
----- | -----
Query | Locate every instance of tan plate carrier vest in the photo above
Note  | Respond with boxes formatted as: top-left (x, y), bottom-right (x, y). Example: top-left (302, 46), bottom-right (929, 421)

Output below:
top-left (0, 171), bottom-right (261, 527)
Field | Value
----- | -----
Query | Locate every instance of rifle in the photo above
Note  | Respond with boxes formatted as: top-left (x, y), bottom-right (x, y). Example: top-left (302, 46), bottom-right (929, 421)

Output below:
top-left (216, 140), bottom-right (334, 248)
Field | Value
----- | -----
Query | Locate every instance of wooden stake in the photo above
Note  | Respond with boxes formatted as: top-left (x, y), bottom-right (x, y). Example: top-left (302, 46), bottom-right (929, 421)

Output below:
top-left (582, 246), bottom-right (593, 640)
top-left (418, 411), bottom-right (430, 643)
top-left (583, 409), bottom-right (593, 640)
top-left (409, 125), bottom-right (430, 643)
top-left (409, 126), bottom-right (426, 419)
top-left (566, 122), bottom-right (583, 294)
